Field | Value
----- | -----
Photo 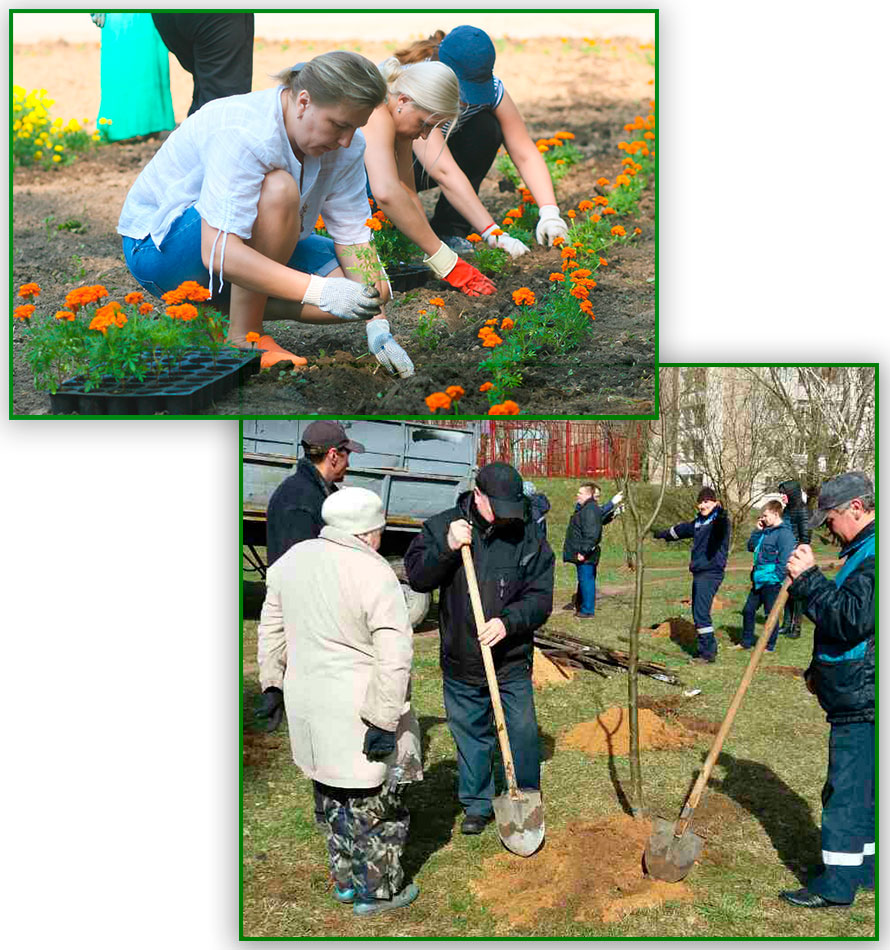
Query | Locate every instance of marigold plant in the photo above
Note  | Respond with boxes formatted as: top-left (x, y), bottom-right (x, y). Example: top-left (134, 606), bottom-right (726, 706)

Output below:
top-left (18, 283), bottom-right (41, 298)
top-left (425, 391), bottom-right (452, 413)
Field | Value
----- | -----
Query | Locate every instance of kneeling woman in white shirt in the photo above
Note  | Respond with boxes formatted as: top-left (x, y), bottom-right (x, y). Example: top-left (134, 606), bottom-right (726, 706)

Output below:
top-left (118, 51), bottom-right (413, 377)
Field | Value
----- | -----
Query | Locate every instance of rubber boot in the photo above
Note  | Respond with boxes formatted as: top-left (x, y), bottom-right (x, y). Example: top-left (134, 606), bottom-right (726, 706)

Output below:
top-left (354, 883), bottom-right (419, 917)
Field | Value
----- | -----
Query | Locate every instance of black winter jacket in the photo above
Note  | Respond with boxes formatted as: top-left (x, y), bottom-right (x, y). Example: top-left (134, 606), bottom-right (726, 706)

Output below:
top-left (404, 491), bottom-right (555, 685)
top-left (266, 458), bottom-right (335, 566)
top-left (657, 506), bottom-right (730, 574)
top-left (528, 493), bottom-right (551, 539)
top-left (562, 498), bottom-right (603, 565)
top-left (791, 521), bottom-right (875, 724)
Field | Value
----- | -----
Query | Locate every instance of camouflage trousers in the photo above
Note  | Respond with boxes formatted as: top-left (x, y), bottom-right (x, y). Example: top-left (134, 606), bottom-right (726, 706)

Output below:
top-left (314, 780), bottom-right (410, 902)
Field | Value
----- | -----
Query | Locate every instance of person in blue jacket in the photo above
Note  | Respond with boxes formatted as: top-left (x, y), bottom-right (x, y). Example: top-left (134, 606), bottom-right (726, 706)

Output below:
top-left (652, 486), bottom-right (730, 663)
top-left (781, 471), bottom-right (875, 909)
top-left (732, 499), bottom-right (795, 652)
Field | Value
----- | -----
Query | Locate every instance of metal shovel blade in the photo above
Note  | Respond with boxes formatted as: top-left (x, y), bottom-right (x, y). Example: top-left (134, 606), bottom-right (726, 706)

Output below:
top-left (492, 787), bottom-right (545, 856)
top-left (643, 816), bottom-right (703, 882)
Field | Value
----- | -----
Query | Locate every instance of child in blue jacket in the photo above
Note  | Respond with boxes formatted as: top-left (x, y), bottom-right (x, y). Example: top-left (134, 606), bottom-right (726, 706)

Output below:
top-left (653, 487), bottom-right (730, 663)
top-left (733, 499), bottom-right (795, 652)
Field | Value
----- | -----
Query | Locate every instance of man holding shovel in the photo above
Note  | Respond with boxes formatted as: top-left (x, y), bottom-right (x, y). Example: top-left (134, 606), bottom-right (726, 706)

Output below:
top-left (780, 472), bottom-right (875, 909)
top-left (405, 462), bottom-right (554, 836)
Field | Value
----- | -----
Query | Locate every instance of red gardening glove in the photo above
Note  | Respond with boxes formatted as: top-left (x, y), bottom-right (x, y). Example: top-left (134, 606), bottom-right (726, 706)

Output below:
top-left (442, 258), bottom-right (496, 297)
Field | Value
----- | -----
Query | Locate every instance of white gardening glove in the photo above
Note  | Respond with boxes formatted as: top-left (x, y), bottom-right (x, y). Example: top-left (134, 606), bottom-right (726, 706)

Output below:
top-left (480, 224), bottom-right (529, 258)
top-left (535, 204), bottom-right (570, 246)
top-left (610, 491), bottom-right (624, 506)
top-left (366, 319), bottom-right (414, 378)
top-left (302, 275), bottom-right (381, 321)
top-left (423, 241), bottom-right (459, 279)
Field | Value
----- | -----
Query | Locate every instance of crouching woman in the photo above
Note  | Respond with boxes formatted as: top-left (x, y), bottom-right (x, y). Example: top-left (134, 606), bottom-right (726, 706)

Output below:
top-left (257, 487), bottom-right (422, 917)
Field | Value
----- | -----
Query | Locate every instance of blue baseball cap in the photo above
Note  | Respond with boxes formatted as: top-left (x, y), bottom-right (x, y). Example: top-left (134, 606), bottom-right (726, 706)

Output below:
top-left (438, 26), bottom-right (497, 107)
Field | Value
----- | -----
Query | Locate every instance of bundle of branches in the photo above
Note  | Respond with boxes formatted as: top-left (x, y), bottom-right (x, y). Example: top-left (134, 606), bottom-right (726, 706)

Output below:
top-left (534, 628), bottom-right (683, 685)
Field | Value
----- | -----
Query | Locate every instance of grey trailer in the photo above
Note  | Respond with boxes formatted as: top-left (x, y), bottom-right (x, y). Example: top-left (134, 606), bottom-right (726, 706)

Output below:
top-left (242, 419), bottom-right (481, 626)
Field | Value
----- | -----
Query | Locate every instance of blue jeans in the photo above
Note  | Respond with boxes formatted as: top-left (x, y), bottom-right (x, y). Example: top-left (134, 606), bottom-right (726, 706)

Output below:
top-left (809, 721), bottom-right (875, 904)
top-left (691, 570), bottom-right (724, 659)
top-left (741, 583), bottom-right (782, 649)
top-left (575, 561), bottom-right (597, 615)
top-left (442, 674), bottom-right (540, 818)
top-left (121, 205), bottom-right (339, 303)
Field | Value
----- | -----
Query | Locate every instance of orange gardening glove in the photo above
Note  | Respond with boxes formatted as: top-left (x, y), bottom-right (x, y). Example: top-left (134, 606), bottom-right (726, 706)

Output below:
top-left (442, 257), bottom-right (496, 297)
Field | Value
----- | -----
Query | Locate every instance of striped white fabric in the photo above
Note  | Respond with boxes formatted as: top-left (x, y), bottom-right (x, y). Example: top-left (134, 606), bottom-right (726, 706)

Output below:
top-left (822, 846), bottom-right (873, 866)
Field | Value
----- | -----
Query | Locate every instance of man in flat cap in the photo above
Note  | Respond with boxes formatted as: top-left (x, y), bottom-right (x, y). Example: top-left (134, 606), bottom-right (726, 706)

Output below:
top-left (781, 471), bottom-right (875, 909)
top-left (404, 461), bottom-right (554, 835)
top-left (258, 421), bottom-right (365, 824)
top-left (257, 487), bottom-right (422, 917)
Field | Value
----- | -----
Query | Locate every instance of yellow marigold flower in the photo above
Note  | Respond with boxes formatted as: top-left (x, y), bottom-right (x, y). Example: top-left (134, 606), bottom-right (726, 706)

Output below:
top-left (33, 150), bottom-right (43, 160)
top-left (52, 155), bottom-right (62, 163)
top-left (611, 225), bottom-right (627, 237)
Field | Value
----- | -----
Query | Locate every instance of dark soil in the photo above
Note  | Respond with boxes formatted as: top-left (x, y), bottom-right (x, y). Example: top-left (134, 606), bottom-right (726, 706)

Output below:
top-left (12, 36), bottom-right (655, 416)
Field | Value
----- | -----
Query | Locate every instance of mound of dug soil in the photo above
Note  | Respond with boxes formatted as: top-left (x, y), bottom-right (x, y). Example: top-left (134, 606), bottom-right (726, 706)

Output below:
top-left (243, 731), bottom-right (286, 768)
top-left (646, 616), bottom-right (697, 645)
top-left (561, 706), bottom-right (696, 756)
top-left (470, 814), bottom-right (693, 928)
top-left (532, 647), bottom-right (576, 688)
top-left (763, 665), bottom-right (805, 679)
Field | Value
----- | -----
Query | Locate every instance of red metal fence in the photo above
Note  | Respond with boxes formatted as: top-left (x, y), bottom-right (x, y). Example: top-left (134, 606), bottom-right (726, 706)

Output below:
top-left (476, 421), bottom-right (643, 479)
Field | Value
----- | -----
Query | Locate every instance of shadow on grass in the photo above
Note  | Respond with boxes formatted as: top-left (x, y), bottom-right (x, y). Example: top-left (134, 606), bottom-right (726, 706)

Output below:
top-left (402, 758), bottom-right (462, 881)
top-left (243, 580), bottom-right (266, 620)
top-left (712, 750), bottom-right (821, 883)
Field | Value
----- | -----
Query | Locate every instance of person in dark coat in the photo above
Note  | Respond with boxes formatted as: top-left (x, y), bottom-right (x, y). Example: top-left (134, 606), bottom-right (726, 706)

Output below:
top-left (258, 420), bottom-right (366, 826)
top-left (404, 462), bottom-right (554, 835)
top-left (522, 480), bottom-right (551, 540)
top-left (562, 482), bottom-right (623, 618)
top-left (777, 478), bottom-right (808, 638)
top-left (653, 486), bottom-right (730, 664)
top-left (780, 472), bottom-right (875, 910)
top-left (732, 499), bottom-right (795, 652)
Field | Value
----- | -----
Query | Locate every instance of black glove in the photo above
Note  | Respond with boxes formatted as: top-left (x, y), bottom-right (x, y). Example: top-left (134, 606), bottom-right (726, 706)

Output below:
top-left (255, 686), bottom-right (284, 733)
top-left (652, 528), bottom-right (666, 540)
top-left (363, 724), bottom-right (397, 762)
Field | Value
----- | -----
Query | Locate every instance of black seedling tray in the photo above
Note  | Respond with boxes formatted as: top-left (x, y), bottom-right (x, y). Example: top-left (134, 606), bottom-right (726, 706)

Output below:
top-left (48, 347), bottom-right (262, 415)
top-left (388, 263), bottom-right (431, 292)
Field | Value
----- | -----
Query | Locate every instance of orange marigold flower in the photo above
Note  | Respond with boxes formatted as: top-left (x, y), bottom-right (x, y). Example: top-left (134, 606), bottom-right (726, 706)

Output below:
top-left (593, 196), bottom-right (609, 206)
top-left (560, 247), bottom-right (577, 259)
top-left (599, 257), bottom-right (608, 266)
top-left (502, 217), bottom-right (515, 228)
top-left (500, 317), bottom-right (515, 331)
top-left (603, 207), bottom-right (617, 216)
top-left (536, 144), bottom-right (549, 153)
top-left (569, 268), bottom-right (592, 279)
top-left (555, 159), bottom-right (566, 165)
top-left (18, 282), bottom-right (41, 298)
top-left (466, 233), bottom-right (482, 243)
top-left (64, 285), bottom-right (108, 310)
top-left (511, 287), bottom-right (536, 306)
top-left (315, 214), bottom-right (326, 229)
top-left (589, 214), bottom-right (601, 223)
top-left (366, 218), bottom-right (383, 231)
top-left (634, 227), bottom-right (642, 235)
top-left (644, 131), bottom-right (655, 140)
top-left (552, 236), bottom-right (565, 247)
top-left (596, 177), bottom-right (610, 187)
top-left (622, 157), bottom-right (635, 166)
top-left (429, 297), bottom-right (445, 307)
top-left (479, 381), bottom-right (494, 392)
top-left (89, 315), bottom-right (109, 334)
top-left (482, 333), bottom-right (503, 347)
top-left (549, 272), bottom-right (565, 282)
top-left (418, 309), bottom-right (428, 316)
top-left (124, 291), bottom-right (144, 305)
top-left (112, 312), bottom-right (128, 329)
top-left (139, 302), bottom-right (154, 315)
top-left (507, 208), bottom-right (523, 218)
top-left (425, 392), bottom-right (452, 412)
top-left (54, 310), bottom-right (75, 321)
top-left (617, 142), bottom-right (629, 151)
top-left (445, 385), bottom-right (465, 400)
top-left (490, 228), bottom-right (504, 237)
top-left (577, 200), bottom-right (594, 212)
top-left (611, 225), bottom-right (627, 237)
top-left (166, 303), bottom-right (199, 321)
top-left (579, 299), bottom-right (595, 316)
top-left (13, 304), bottom-right (36, 320)
top-left (502, 400), bottom-right (520, 415)
top-left (570, 285), bottom-right (589, 300)
top-left (172, 281), bottom-right (211, 302)
top-left (615, 174), bottom-right (631, 187)
top-left (245, 331), bottom-right (260, 344)
top-left (373, 210), bottom-right (386, 221)
top-left (554, 131), bottom-right (575, 140)
top-left (94, 302), bottom-right (122, 321)
top-left (488, 403), bottom-right (508, 415)
top-left (567, 210), bottom-right (576, 219)
top-left (485, 318), bottom-right (499, 325)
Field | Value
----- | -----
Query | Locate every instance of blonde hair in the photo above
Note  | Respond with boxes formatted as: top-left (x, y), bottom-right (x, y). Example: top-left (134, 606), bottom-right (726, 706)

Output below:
top-left (275, 51), bottom-right (386, 110)
top-left (379, 57), bottom-right (459, 140)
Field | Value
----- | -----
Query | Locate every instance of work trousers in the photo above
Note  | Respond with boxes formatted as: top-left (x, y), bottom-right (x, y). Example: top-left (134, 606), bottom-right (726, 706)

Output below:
top-left (740, 582), bottom-right (782, 650)
top-left (314, 780), bottom-right (409, 902)
top-left (151, 13), bottom-right (254, 116)
top-left (414, 109), bottom-right (503, 238)
top-left (442, 673), bottom-right (540, 818)
top-left (808, 721), bottom-right (875, 904)
top-left (691, 570), bottom-right (724, 660)
top-left (575, 561), bottom-right (597, 616)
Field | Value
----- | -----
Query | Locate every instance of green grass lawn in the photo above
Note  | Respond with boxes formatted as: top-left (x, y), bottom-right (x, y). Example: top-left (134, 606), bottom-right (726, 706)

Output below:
top-left (241, 477), bottom-right (875, 939)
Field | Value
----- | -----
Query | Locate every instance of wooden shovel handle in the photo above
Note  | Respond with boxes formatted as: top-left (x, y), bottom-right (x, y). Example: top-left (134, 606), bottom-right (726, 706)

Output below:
top-left (461, 545), bottom-right (520, 796)
top-left (674, 577), bottom-right (792, 836)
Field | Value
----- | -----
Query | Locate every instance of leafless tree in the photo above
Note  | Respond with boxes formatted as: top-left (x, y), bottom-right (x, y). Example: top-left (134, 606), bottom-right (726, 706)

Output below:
top-left (605, 416), bottom-right (668, 818)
